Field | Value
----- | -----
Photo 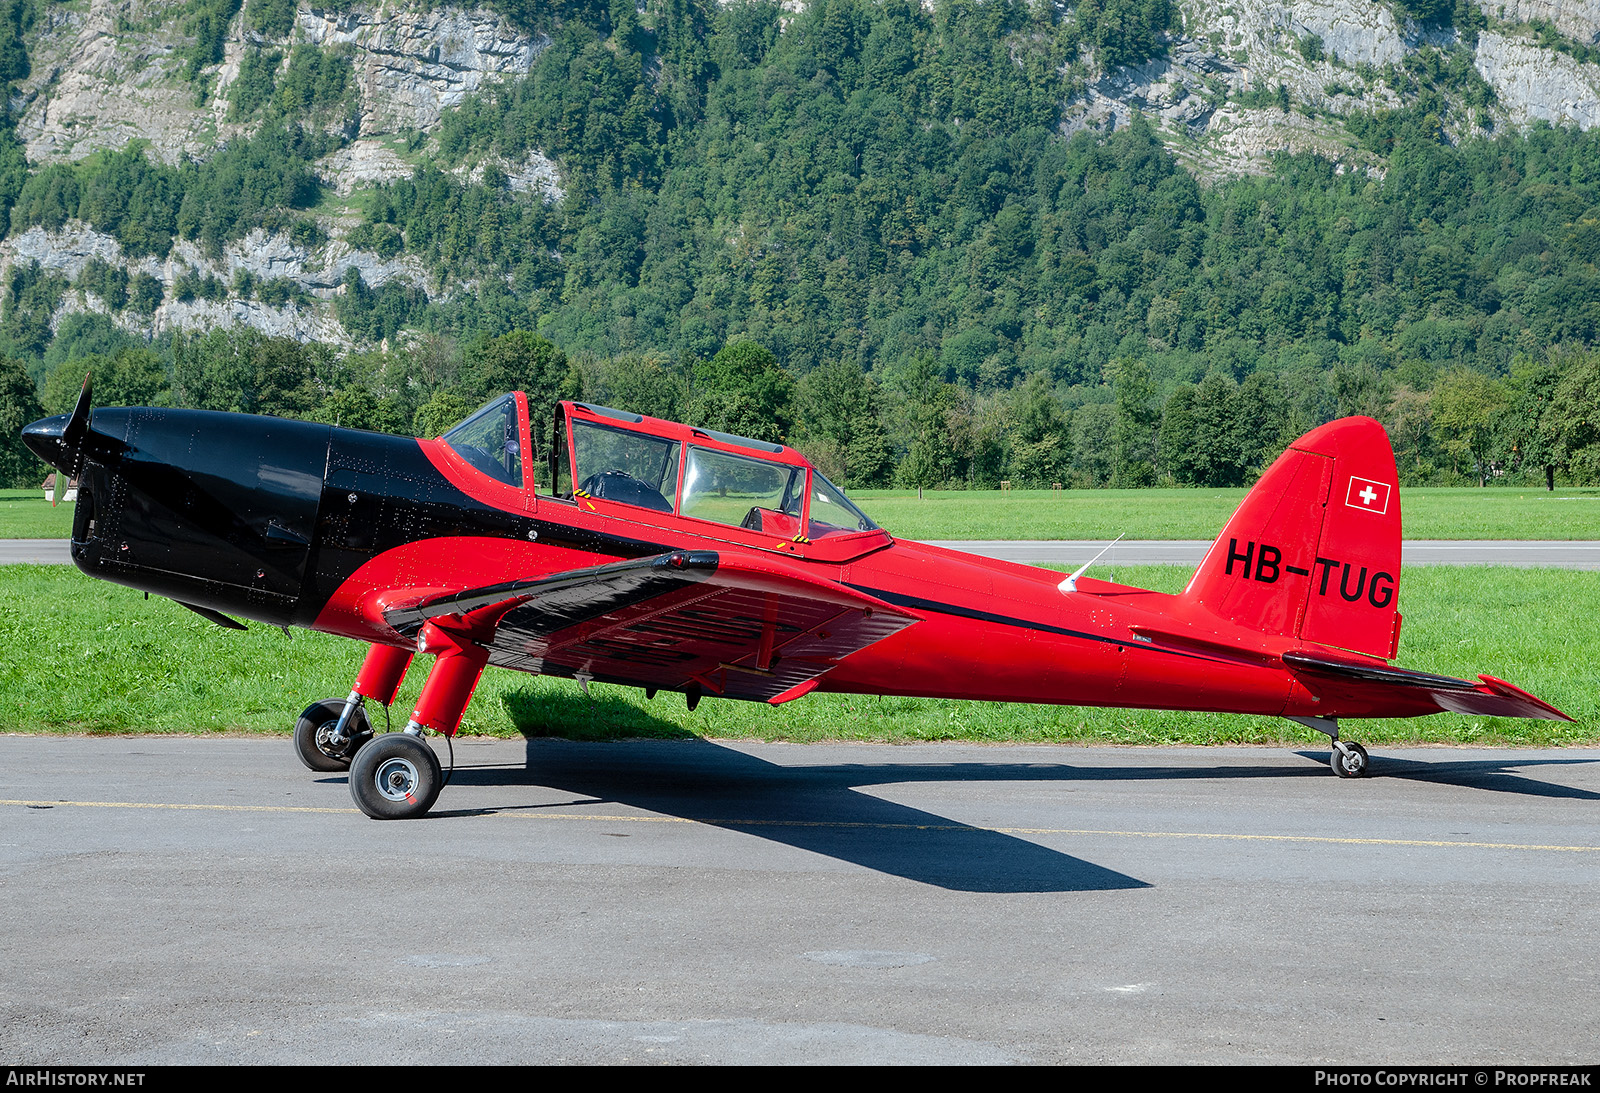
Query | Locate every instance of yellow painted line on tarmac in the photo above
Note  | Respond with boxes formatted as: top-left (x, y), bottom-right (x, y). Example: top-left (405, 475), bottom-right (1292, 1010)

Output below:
top-left (7, 797), bottom-right (1598, 854)
top-left (2, 797), bottom-right (354, 814)
top-left (505, 811), bottom-right (1600, 853)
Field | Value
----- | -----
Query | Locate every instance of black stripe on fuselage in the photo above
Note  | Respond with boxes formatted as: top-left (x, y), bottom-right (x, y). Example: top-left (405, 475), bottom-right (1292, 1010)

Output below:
top-left (842, 582), bottom-right (1229, 666)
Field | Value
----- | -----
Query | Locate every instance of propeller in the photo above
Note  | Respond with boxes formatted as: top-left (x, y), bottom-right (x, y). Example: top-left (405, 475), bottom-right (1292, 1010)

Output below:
top-left (45, 376), bottom-right (91, 508)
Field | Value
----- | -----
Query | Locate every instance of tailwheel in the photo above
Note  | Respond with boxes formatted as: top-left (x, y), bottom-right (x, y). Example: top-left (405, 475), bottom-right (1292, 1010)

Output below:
top-left (293, 699), bottom-right (372, 772)
top-left (1330, 741), bottom-right (1371, 778)
top-left (349, 732), bottom-right (443, 820)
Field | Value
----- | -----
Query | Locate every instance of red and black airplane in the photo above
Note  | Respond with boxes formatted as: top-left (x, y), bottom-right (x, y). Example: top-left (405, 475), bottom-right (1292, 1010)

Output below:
top-left (22, 384), bottom-right (1569, 819)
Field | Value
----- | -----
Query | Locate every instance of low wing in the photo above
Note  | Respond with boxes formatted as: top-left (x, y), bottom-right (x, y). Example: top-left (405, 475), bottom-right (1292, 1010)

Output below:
top-left (380, 551), bottom-right (918, 704)
top-left (1283, 650), bottom-right (1572, 721)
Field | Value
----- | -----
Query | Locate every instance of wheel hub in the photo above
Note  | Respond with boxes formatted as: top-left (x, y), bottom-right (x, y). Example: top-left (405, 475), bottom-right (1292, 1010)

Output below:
top-left (375, 756), bottom-right (420, 801)
top-left (315, 723), bottom-right (346, 757)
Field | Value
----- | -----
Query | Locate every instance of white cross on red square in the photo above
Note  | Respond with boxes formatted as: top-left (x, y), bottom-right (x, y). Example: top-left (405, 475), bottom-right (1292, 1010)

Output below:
top-left (1345, 476), bottom-right (1391, 515)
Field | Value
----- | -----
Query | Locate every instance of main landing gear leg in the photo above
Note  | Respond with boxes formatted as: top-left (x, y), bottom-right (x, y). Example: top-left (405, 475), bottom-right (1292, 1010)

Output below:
top-left (349, 622), bottom-right (487, 820)
top-left (1289, 716), bottom-right (1371, 778)
top-left (293, 642), bottom-right (413, 772)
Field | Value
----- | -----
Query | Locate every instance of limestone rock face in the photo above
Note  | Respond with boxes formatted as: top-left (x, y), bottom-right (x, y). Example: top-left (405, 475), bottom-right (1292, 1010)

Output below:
top-left (15, 0), bottom-right (217, 165)
top-left (296, 4), bottom-right (549, 135)
top-left (6, 0), bottom-right (1600, 346)
top-left (1111, 0), bottom-right (1600, 178)
top-left (1475, 28), bottom-right (1600, 127)
top-left (14, 1), bottom-right (550, 165)
top-left (1476, 0), bottom-right (1600, 45)
top-left (4, 225), bottom-right (130, 283)
top-left (0, 219), bottom-right (430, 346)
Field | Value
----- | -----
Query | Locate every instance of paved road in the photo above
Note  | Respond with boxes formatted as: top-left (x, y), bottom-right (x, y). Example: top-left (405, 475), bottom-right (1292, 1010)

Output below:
top-left (3, 736), bottom-right (1597, 1064)
top-left (9, 538), bottom-right (1600, 567)
top-left (0, 539), bottom-right (71, 564)
top-left (933, 539), bottom-right (1600, 568)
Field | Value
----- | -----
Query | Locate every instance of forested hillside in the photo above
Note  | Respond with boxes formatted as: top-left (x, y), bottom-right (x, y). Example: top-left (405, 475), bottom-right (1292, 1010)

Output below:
top-left (1, 0), bottom-right (1600, 492)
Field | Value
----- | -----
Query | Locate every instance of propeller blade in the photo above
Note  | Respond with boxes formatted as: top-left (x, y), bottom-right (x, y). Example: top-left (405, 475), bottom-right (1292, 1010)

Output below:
top-left (50, 375), bottom-right (91, 508)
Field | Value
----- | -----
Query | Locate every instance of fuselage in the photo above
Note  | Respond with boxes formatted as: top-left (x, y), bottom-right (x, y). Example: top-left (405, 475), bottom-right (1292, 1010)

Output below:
top-left (26, 400), bottom-right (1433, 722)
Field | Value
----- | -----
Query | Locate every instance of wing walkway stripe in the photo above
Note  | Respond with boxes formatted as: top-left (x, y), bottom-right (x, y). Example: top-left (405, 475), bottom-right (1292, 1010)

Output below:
top-left (5, 798), bottom-right (1596, 853)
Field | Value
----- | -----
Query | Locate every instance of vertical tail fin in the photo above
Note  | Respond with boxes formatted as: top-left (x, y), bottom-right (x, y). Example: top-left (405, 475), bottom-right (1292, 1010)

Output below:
top-left (1181, 417), bottom-right (1403, 660)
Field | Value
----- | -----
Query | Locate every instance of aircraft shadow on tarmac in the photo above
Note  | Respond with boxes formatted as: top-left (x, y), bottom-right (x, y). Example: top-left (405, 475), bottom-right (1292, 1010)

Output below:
top-left (1292, 750), bottom-right (1600, 800)
top-left (334, 693), bottom-right (1597, 893)
top-left (435, 735), bottom-right (1147, 894)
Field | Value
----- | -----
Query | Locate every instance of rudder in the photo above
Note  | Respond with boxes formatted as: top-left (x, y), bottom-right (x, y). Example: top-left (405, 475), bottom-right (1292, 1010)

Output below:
top-left (1181, 417), bottom-right (1402, 660)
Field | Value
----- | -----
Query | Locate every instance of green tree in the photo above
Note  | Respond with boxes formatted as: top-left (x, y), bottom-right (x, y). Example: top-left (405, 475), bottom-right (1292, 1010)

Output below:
top-left (1111, 358), bottom-right (1157, 487)
top-left (1007, 371), bottom-right (1070, 487)
top-left (0, 261), bottom-right (68, 360)
top-left (688, 340), bottom-right (794, 443)
top-left (1504, 352), bottom-right (1566, 490)
top-left (1188, 371), bottom-right (1248, 488)
top-left (1387, 386), bottom-right (1435, 484)
top-left (462, 329), bottom-right (577, 463)
top-left (1431, 368), bottom-right (1507, 486)
top-left (41, 348), bottom-right (167, 414)
top-left (0, 353), bottom-right (44, 486)
top-left (793, 359), bottom-right (891, 487)
top-left (1071, 402), bottom-right (1117, 487)
top-left (319, 385), bottom-right (409, 434)
top-left (413, 389), bottom-right (477, 438)
top-left (1235, 371), bottom-right (1290, 477)
top-left (893, 351), bottom-right (961, 495)
top-left (170, 327), bottom-right (331, 419)
top-left (1157, 383), bottom-right (1198, 484)
top-left (128, 272), bottom-right (164, 316)
top-left (579, 354), bottom-right (685, 421)
top-left (1551, 351), bottom-right (1600, 485)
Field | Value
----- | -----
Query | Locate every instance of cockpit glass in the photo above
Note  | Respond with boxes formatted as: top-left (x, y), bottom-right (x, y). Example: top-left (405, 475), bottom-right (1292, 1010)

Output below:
top-left (680, 446), bottom-right (803, 536)
top-left (443, 395), bottom-right (522, 487)
top-left (807, 472), bottom-right (880, 539)
top-left (570, 419), bottom-right (680, 513)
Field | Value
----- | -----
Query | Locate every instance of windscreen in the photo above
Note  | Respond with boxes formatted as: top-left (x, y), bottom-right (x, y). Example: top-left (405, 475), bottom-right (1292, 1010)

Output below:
top-left (443, 395), bottom-right (522, 487)
top-left (806, 472), bottom-right (880, 539)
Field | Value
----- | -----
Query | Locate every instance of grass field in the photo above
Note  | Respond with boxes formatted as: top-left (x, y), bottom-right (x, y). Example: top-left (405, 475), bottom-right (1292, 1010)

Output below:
top-left (0, 490), bottom-right (75, 538)
top-left (848, 486), bottom-right (1600, 540)
top-left (6, 486), bottom-right (1599, 541)
top-left (2, 564), bottom-right (1592, 747)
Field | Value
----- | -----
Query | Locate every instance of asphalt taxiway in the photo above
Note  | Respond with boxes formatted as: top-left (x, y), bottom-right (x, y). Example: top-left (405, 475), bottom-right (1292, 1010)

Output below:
top-left (3, 736), bottom-right (1596, 1064)
top-left (927, 539), bottom-right (1600, 568)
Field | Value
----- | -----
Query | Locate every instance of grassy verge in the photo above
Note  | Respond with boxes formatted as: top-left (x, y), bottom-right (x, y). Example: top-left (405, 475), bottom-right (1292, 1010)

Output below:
top-left (2, 565), bottom-right (1592, 746)
top-left (848, 486), bottom-right (1600, 540)
top-left (0, 491), bottom-right (76, 538)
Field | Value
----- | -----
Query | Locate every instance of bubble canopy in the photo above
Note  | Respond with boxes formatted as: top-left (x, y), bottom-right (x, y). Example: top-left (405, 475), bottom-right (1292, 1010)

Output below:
top-left (549, 400), bottom-right (886, 560)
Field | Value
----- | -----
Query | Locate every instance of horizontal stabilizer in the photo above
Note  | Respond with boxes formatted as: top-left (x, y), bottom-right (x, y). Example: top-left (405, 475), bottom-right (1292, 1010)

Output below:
top-left (1283, 650), bottom-right (1572, 722)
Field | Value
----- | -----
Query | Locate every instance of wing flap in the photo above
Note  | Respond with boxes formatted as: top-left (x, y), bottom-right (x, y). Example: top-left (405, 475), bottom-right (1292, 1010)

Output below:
top-left (381, 551), bottom-right (918, 703)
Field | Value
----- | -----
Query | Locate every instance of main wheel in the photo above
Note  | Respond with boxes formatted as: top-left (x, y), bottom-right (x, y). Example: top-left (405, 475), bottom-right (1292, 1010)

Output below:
top-left (1330, 741), bottom-right (1370, 778)
top-left (349, 733), bottom-right (443, 820)
top-left (294, 699), bottom-right (372, 772)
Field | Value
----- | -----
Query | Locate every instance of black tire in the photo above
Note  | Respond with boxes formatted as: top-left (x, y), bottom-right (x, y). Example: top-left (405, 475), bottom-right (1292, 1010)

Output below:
top-left (293, 699), bottom-right (371, 773)
top-left (348, 733), bottom-right (443, 820)
top-left (1331, 741), bottom-right (1370, 778)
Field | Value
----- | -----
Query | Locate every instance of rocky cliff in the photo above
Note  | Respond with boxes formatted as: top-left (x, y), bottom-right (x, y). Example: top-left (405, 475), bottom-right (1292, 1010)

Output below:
top-left (3, 0), bottom-right (1598, 349)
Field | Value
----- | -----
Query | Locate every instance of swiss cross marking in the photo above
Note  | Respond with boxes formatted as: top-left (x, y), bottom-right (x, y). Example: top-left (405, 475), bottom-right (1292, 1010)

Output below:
top-left (1345, 476), bottom-right (1391, 515)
